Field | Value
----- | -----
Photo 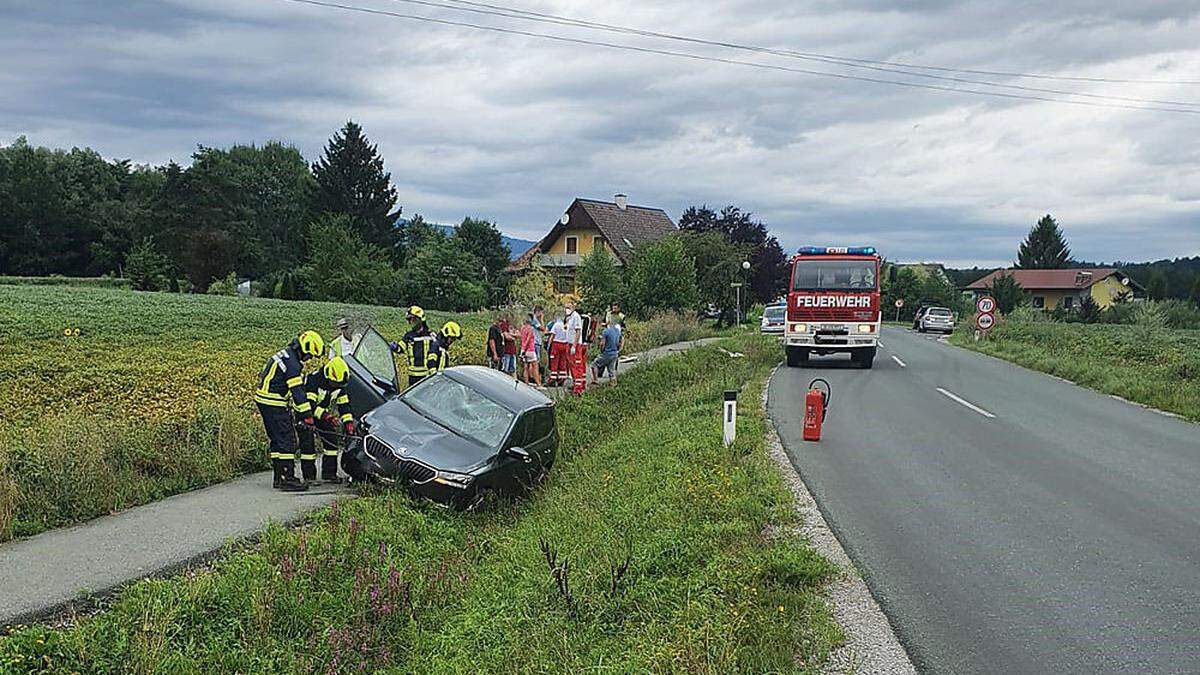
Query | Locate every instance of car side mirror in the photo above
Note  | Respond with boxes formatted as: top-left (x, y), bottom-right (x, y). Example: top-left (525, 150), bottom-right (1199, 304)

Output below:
top-left (506, 446), bottom-right (533, 463)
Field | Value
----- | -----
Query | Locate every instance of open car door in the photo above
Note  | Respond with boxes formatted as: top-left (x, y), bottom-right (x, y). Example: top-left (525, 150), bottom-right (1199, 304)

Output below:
top-left (343, 326), bottom-right (400, 419)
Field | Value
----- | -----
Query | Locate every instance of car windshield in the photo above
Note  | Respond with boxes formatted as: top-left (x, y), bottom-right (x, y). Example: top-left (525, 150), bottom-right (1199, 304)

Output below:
top-left (402, 376), bottom-right (515, 448)
top-left (928, 308), bottom-right (952, 317)
top-left (792, 260), bottom-right (877, 291)
top-left (353, 328), bottom-right (398, 389)
top-left (765, 306), bottom-right (785, 319)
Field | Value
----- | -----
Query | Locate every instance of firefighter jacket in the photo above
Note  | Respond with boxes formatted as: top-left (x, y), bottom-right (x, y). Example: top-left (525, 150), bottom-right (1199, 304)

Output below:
top-left (397, 324), bottom-right (434, 378)
top-left (303, 371), bottom-right (354, 423)
top-left (254, 340), bottom-right (311, 414)
top-left (427, 334), bottom-right (452, 374)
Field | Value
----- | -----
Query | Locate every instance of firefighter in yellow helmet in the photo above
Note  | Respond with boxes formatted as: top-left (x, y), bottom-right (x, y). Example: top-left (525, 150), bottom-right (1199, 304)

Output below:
top-left (390, 305), bottom-right (434, 387)
top-left (297, 356), bottom-right (355, 484)
top-left (255, 330), bottom-right (324, 491)
top-left (427, 321), bottom-right (462, 374)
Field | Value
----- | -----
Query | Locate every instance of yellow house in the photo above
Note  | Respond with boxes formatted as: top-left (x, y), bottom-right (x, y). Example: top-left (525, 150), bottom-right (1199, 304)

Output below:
top-left (507, 195), bottom-right (677, 294)
top-left (965, 268), bottom-right (1143, 310)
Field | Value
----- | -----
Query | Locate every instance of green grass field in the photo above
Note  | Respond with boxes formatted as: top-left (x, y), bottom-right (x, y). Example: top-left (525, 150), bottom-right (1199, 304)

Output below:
top-left (0, 336), bottom-right (842, 674)
top-left (951, 319), bottom-right (1200, 421)
top-left (0, 286), bottom-right (714, 541)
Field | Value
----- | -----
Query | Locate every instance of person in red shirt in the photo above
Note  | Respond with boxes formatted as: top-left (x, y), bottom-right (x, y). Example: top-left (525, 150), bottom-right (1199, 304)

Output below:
top-left (499, 313), bottom-right (519, 375)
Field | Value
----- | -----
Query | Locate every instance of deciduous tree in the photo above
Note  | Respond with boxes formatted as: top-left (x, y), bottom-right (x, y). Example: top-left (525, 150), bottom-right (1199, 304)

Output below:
top-left (625, 236), bottom-right (699, 318)
top-left (575, 245), bottom-right (624, 314)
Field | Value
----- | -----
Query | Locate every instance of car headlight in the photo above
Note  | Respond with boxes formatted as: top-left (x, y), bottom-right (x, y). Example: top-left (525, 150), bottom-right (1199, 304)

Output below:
top-left (857, 324), bottom-right (874, 333)
top-left (433, 471), bottom-right (474, 489)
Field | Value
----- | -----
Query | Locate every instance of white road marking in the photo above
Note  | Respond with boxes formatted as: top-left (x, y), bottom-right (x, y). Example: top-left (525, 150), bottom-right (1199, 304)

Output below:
top-left (891, 354), bottom-right (907, 368)
top-left (936, 387), bottom-right (996, 418)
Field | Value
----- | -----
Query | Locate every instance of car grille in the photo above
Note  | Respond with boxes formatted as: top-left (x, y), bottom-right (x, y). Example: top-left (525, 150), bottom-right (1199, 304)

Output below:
top-left (364, 435), bottom-right (436, 484)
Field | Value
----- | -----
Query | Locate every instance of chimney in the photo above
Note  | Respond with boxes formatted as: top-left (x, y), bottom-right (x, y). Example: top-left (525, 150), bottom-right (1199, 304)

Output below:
top-left (614, 193), bottom-right (628, 210)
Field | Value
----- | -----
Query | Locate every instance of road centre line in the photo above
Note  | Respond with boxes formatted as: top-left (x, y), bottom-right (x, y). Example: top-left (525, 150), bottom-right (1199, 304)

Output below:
top-left (936, 387), bottom-right (996, 418)
top-left (891, 354), bottom-right (907, 368)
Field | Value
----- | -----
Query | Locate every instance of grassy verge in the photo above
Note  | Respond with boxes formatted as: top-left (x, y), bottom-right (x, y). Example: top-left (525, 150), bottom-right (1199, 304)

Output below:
top-left (950, 319), bottom-right (1200, 421)
top-left (0, 336), bottom-right (841, 673)
top-left (0, 287), bottom-right (716, 541)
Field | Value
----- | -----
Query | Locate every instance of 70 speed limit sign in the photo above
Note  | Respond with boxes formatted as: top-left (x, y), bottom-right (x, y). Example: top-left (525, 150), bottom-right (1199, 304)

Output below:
top-left (976, 296), bottom-right (996, 314)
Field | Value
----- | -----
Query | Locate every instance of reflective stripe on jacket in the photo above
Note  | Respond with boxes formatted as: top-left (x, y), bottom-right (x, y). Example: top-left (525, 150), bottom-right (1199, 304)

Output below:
top-left (254, 342), bottom-right (311, 413)
top-left (303, 371), bottom-right (354, 423)
top-left (427, 334), bottom-right (452, 374)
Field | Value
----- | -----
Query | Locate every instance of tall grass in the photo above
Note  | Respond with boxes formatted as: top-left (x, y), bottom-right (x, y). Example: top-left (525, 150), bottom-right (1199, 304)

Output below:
top-left (0, 336), bottom-right (843, 673)
top-left (953, 317), bottom-right (1200, 421)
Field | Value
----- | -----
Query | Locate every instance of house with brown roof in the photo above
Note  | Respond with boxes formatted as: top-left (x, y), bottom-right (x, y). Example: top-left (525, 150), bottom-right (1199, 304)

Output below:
top-left (507, 194), bottom-right (678, 294)
top-left (965, 268), bottom-right (1142, 310)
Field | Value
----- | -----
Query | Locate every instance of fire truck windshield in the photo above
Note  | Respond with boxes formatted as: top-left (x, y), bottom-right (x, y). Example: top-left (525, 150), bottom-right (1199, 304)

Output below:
top-left (792, 260), bottom-right (877, 292)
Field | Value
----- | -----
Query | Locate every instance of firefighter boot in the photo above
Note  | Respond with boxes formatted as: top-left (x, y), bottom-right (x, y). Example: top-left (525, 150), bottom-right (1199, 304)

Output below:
top-left (272, 459), bottom-right (285, 489)
top-left (278, 460), bottom-right (308, 492)
top-left (300, 458), bottom-right (318, 483)
top-left (321, 454), bottom-right (342, 484)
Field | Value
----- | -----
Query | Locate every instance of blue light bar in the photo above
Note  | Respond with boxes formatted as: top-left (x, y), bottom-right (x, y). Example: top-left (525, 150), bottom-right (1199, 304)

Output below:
top-left (798, 246), bottom-right (877, 256)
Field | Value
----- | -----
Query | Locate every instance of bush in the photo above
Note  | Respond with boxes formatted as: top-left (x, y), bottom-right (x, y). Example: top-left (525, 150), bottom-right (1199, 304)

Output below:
top-left (206, 272), bottom-right (238, 296)
top-left (621, 311), bottom-right (713, 353)
top-left (0, 275), bottom-right (131, 289)
top-left (575, 246), bottom-right (624, 315)
top-left (306, 214), bottom-right (399, 305)
top-left (1160, 299), bottom-right (1200, 330)
top-left (124, 238), bottom-right (171, 291)
top-left (508, 262), bottom-right (558, 311)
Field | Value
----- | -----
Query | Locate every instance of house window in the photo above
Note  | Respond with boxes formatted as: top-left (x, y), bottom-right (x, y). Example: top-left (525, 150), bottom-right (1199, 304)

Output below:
top-left (1063, 296), bottom-right (1075, 309)
top-left (1032, 296), bottom-right (1045, 309)
top-left (593, 235), bottom-right (604, 252)
top-left (554, 275), bottom-right (574, 294)
top-left (565, 236), bottom-right (578, 255)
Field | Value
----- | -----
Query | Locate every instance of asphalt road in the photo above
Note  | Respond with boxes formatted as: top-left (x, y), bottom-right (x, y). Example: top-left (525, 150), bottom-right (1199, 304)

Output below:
top-left (768, 326), bottom-right (1200, 675)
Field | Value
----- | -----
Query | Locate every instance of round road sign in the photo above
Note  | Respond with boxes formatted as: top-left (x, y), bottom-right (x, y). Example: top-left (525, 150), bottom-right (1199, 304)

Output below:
top-left (976, 312), bottom-right (996, 331)
top-left (894, 298), bottom-right (905, 308)
top-left (976, 296), bottom-right (996, 314)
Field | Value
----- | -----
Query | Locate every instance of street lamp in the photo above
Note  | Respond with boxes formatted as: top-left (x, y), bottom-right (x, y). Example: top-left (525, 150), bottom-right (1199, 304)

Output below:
top-left (734, 260), bottom-right (751, 325)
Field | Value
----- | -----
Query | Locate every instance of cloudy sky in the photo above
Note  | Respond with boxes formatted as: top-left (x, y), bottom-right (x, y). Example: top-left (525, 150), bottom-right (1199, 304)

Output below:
top-left (4, 0), bottom-right (1199, 266)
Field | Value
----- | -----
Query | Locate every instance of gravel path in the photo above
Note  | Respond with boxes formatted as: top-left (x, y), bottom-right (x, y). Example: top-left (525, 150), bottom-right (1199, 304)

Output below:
top-left (762, 366), bottom-right (916, 674)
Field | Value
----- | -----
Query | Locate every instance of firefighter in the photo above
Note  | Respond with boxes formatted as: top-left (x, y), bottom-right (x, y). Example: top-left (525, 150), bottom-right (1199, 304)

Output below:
top-left (390, 305), bottom-right (435, 387)
top-left (255, 330), bottom-right (324, 492)
top-left (427, 321), bottom-right (462, 374)
top-left (297, 356), bottom-right (356, 484)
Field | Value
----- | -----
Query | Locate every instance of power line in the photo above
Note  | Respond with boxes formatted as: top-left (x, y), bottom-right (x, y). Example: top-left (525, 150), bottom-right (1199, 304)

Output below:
top-left (439, 0), bottom-right (1200, 87)
top-left (385, 0), bottom-right (1200, 108)
top-left (277, 0), bottom-right (1200, 114)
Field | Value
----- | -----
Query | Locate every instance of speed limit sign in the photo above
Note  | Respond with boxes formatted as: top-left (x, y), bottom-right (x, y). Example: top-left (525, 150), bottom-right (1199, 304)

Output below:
top-left (976, 312), bottom-right (995, 331)
top-left (976, 296), bottom-right (996, 314)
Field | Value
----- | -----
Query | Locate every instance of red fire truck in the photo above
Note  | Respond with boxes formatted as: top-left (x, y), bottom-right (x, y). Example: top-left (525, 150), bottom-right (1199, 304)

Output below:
top-left (784, 246), bottom-right (882, 369)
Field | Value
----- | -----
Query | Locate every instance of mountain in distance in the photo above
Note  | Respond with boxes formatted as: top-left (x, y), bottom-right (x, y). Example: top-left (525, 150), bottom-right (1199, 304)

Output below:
top-left (397, 218), bottom-right (536, 261)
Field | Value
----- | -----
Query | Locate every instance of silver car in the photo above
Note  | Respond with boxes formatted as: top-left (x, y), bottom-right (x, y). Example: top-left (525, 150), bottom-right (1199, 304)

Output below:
top-left (918, 306), bottom-right (955, 333)
top-left (760, 304), bottom-right (786, 334)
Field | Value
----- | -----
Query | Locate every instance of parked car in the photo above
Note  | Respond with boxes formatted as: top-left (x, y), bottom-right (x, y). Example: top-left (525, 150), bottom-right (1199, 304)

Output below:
top-left (760, 304), bottom-right (786, 334)
top-left (339, 326), bottom-right (558, 509)
top-left (917, 306), bottom-right (955, 333)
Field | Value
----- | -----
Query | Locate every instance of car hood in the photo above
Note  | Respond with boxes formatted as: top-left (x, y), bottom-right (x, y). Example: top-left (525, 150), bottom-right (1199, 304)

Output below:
top-left (363, 399), bottom-right (494, 473)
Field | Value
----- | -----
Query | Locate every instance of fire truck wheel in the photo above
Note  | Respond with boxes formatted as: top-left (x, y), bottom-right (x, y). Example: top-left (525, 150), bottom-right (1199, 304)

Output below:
top-left (854, 347), bottom-right (877, 369)
top-left (785, 347), bottom-right (808, 368)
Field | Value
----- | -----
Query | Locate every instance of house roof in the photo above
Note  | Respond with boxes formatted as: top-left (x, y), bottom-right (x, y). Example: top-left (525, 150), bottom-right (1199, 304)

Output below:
top-left (966, 268), bottom-right (1128, 291)
top-left (506, 197), bottom-right (677, 270)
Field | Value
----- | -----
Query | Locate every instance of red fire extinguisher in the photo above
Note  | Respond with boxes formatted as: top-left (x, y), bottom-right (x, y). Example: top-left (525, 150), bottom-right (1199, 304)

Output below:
top-left (803, 378), bottom-right (831, 442)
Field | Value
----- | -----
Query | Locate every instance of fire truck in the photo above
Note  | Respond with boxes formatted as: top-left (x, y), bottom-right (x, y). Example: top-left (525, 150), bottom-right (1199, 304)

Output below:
top-left (784, 246), bottom-right (882, 369)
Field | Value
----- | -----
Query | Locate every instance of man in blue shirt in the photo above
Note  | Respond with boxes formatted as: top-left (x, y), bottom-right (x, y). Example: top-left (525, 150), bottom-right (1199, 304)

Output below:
top-left (590, 319), bottom-right (623, 383)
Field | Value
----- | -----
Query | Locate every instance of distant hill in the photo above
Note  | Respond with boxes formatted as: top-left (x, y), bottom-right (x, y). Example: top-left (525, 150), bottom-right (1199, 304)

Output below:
top-left (397, 219), bottom-right (537, 261)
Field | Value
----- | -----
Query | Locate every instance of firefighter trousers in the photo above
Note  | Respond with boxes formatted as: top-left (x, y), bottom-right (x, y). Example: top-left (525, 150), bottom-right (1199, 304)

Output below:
top-left (258, 403), bottom-right (297, 461)
top-left (298, 418), bottom-right (341, 480)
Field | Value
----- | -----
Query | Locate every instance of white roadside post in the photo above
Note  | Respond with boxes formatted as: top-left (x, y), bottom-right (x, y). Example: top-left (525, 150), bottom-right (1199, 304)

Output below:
top-left (723, 389), bottom-right (738, 446)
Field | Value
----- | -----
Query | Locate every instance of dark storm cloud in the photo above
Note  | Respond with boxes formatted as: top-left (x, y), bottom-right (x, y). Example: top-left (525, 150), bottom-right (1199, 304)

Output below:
top-left (2, 0), bottom-right (1198, 264)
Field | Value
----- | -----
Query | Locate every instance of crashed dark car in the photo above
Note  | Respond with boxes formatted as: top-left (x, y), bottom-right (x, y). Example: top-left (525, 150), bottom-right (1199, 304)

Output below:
top-left (338, 326), bottom-right (558, 508)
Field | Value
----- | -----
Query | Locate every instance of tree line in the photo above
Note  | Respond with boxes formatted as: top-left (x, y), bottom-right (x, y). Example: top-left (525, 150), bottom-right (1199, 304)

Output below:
top-left (0, 122), bottom-right (512, 310)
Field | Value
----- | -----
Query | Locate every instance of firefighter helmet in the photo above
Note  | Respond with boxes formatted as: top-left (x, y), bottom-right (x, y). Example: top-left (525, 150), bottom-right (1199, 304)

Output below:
top-left (297, 330), bottom-right (325, 358)
top-left (441, 321), bottom-right (462, 339)
top-left (324, 356), bottom-right (350, 385)
top-left (408, 305), bottom-right (425, 320)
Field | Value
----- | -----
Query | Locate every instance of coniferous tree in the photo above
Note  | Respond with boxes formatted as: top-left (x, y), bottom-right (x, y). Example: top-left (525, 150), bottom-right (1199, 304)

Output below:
top-left (1016, 215), bottom-right (1072, 269)
top-left (312, 121), bottom-right (401, 262)
top-left (990, 272), bottom-right (1026, 314)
